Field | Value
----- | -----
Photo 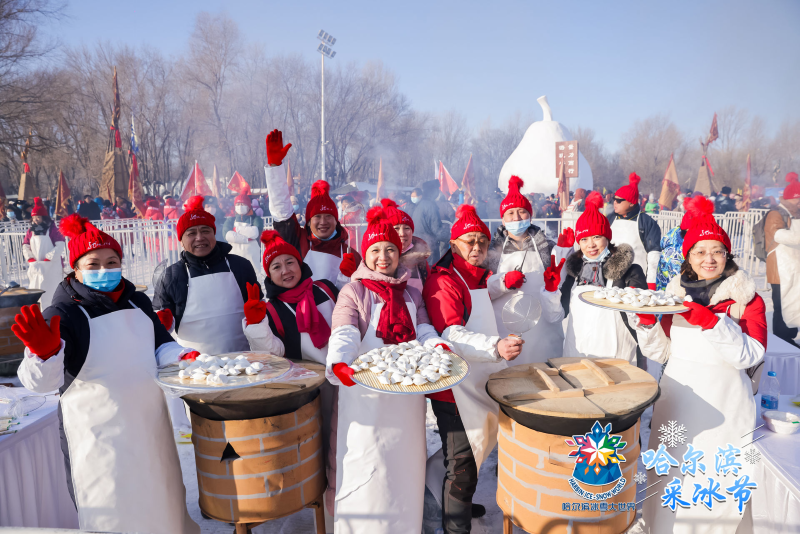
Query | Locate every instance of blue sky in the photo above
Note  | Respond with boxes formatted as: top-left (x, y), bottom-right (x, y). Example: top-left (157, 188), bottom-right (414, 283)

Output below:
top-left (48, 0), bottom-right (799, 151)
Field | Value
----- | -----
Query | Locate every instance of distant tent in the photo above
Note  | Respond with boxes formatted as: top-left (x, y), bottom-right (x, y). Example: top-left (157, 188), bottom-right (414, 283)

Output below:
top-left (694, 156), bottom-right (719, 196)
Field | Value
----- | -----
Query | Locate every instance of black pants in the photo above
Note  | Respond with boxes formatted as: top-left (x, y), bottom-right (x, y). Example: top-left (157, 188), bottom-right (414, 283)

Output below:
top-left (772, 284), bottom-right (800, 348)
top-left (430, 400), bottom-right (478, 534)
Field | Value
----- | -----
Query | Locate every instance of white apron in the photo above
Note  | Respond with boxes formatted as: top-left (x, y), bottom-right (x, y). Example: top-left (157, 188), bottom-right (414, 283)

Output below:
top-left (564, 281), bottom-right (637, 364)
top-left (335, 293), bottom-right (426, 534)
top-left (305, 243), bottom-right (352, 289)
top-left (61, 303), bottom-right (198, 534)
top-left (451, 269), bottom-right (507, 471)
top-left (279, 300), bottom-right (330, 365)
top-left (27, 234), bottom-right (63, 309)
top-left (611, 216), bottom-right (648, 275)
top-left (493, 236), bottom-right (564, 365)
top-left (230, 220), bottom-right (264, 279)
top-left (643, 315), bottom-right (755, 534)
top-left (774, 221), bottom-right (800, 329)
top-left (175, 259), bottom-right (249, 355)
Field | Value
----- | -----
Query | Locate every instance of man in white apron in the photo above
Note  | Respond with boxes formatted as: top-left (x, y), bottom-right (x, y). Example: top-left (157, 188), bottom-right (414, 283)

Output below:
top-left (422, 205), bottom-right (523, 533)
top-left (485, 176), bottom-right (572, 365)
top-left (223, 187), bottom-right (265, 279)
top-left (23, 198), bottom-right (65, 309)
top-left (608, 172), bottom-right (662, 290)
top-left (15, 213), bottom-right (199, 534)
top-left (264, 129), bottom-right (361, 289)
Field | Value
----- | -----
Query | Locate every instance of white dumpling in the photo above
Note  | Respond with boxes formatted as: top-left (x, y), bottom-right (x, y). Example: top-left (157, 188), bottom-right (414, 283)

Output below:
top-left (378, 376), bottom-right (391, 385)
top-left (206, 364), bottom-right (221, 373)
top-left (409, 340), bottom-right (421, 347)
top-left (401, 376), bottom-right (414, 386)
top-left (178, 369), bottom-right (191, 379)
top-left (370, 366), bottom-right (383, 374)
top-left (439, 367), bottom-right (451, 377)
top-left (245, 366), bottom-right (259, 376)
top-left (228, 367), bottom-right (242, 376)
top-left (250, 362), bottom-right (264, 371)
top-left (349, 364), bottom-right (361, 373)
top-left (215, 368), bottom-right (229, 376)
top-left (234, 363), bottom-right (248, 370)
top-left (360, 354), bottom-right (373, 364)
top-left (220, 357), bottom-right (231, 363)
top-left (376, 361), bottom-right (388, 370)
top-left (359, 362), bottom-right (371, 370)
top-left (412, 375), bottom-right (428, 386)
top-left (391, 372), bottom-right (405, 384)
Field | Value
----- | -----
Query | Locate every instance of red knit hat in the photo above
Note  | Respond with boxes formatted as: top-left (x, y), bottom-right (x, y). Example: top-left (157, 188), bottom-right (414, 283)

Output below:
top-left (499, 176), bottom-right (532, 216)
top-left (234, 186), bottom-right (251, 206)
top-left (260, 230), bottom-right (301, 275)
top-left (680, 195), bottom-right (711, 231)
top-left (380, 198), bottom-right (414, 231)
top-left (305, 180), bottom-right (338, 223)
top-left (146, 199), bottom-right (159, 209)
top-left (31, 197), bottom-right (47, 217)
top-left (177, 195), bottom-right (216, 239)
top-left (682, 197), bottom-right (730, 256)
top-left (450, 204), bottom-right (490, 240)
top-left (615, 172), bottom-right (641, 204)
top-left (59, 214), bottom-right (123, 268)
top-left (362, 206), bottom-right (402, 253)
top-left (784, 172), bottom-right (800, 200)
top-left (575, 192), bottom-right (612, 241)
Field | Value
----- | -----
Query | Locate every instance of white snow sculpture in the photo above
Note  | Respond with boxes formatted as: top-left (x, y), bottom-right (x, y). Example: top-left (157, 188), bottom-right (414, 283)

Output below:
top-left (498, 96), bottom-right (593, 195)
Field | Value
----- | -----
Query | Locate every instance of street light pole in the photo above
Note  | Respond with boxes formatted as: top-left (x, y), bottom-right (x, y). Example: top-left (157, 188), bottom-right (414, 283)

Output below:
top-left (316, 30), bottom-right (336, 183)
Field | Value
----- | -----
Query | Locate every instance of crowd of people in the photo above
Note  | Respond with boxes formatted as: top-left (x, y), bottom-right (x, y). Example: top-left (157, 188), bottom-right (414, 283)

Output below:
top-left (6, 128), bottom-right (797, 534)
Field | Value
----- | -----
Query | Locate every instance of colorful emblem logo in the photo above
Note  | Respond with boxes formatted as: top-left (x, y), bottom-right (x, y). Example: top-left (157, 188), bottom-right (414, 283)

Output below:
top-left (565, 421), bottom-right (628, 500)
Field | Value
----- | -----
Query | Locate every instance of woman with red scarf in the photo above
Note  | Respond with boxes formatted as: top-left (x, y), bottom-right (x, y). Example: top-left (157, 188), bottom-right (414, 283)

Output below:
top-left (326, 206), bottom-right (448, 534)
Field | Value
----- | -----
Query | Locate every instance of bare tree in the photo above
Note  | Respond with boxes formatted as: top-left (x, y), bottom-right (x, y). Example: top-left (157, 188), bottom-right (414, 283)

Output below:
top-left (619, 114), bottom-right (687, 195)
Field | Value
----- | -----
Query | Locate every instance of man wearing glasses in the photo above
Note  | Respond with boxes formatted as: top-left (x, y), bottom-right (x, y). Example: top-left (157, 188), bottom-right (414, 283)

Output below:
top-left (608, 172), bottom-right (662, 290)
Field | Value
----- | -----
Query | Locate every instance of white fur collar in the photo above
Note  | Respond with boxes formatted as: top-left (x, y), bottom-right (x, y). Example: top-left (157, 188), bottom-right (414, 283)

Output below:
top-left (665, 269), bottom-right (755, 306)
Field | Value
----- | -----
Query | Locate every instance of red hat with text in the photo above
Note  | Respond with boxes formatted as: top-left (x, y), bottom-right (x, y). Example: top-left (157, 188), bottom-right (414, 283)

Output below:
top-left (380, 198), bottom-right (414, 231)
top-left (59, 213), bottom-right (123, 268)
top-left (31, 197), bottom-right (47, 217)
top-left (682, 196), bottom-right (730, 256)
top-left (260, 230), bottom-right (301, 275)
top-left (362, 206), bottom-right (402, 253)
top-left (450, 204), bottom-right (490, 240)
top-left (305, 180), bottom-right (338, 223)
top-left (615, 172), bottom-right (641, 204)
top-left (784, 172), bottom-right (800, 200)
top-left (177, 195), bottom-right (216, 239)
top-left (499, 176), bottom-right (532, 216)
top-left (575, 192), bottom-right (612, 241)
top-left (234, 185), bottom-right (251, 206)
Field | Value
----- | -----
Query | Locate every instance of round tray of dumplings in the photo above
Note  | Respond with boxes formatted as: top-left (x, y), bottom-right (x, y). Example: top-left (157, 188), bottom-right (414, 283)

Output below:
top-left (579, 287), bottom-right (690, 315)
top-left (157, 351), bottom-right (292, 392)
top-left (348, 340), bottom-right (470, 395)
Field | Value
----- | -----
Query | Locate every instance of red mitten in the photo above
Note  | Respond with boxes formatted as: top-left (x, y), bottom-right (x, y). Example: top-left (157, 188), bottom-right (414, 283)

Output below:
top-left (557, 227), bottom-right (575, 248)
top-left (504, 270), bottom-right (525, 289)
top-left (332, 362), bottom-right (356, 387)
top-left (156, 309), bottom-right (174, 331)
top-left (543, 255), bottom-right (565, 292)
top-left (647, 283), bottom-right (657, 290)
top-left (435, 343), bottom-right (452, 352)
top-left (266, 129), bottom-right (292, 167)
top-left (27, 258), bottom-right (35, 263)
top-left (636, 313), bottom-right (657, 326)
top-left (243, 282), bottom-right (267, 326)
top-left (11, 305), bottom-right (61, 360)
top-left (679, 301), bottom-right (719, 330)
top-left (41, 258), bottom-right (50, 262)
top-left (339, 253), bottom-right (358, 278)
top-left (181, 350), bottom-right (200, 361)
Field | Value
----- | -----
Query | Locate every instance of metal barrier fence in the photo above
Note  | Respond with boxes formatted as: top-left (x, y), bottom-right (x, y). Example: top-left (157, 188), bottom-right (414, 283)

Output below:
top-left (0, 210), bottom-right (769, 290)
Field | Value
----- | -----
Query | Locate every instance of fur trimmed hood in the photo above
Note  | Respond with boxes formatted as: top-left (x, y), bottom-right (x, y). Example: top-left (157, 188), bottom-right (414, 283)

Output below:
top-left (565, 243), bottom-right (635, 282)
top-left (399, 236), bottom-right (430, 267)
top-left (666, 268), bottom-right (756, 306)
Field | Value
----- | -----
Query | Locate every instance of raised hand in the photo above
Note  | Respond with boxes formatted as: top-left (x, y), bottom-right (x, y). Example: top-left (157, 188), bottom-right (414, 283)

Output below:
top-left (11, 305), bottom-right (61, 360)
top-left (339, 253), bottom-right (358, 278)
top-left (243, 282), bottom-right (267, 326)
top-left (557, 227), bottom-right (575, 248)
top-left (543, 255), bottom-right (566, 292)
top-left (266, 129), bottom-right (292, 167)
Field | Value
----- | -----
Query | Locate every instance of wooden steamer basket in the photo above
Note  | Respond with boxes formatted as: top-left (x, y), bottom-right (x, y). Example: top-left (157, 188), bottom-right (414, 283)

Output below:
top-left (181, 359), bottom-right (330, 534)
top-left (487, 357), bottom-right (660, 534)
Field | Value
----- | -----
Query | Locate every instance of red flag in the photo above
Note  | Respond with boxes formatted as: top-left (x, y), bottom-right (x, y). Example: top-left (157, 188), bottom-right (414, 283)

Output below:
top-left (462, 154), bottom-right (476, 205)
top-left (128, 151), bottom-right (146, 217)
top-left (227, 171), bottom-right (249, 194)
top-left (376, 158), bottom-right (386, 200)
top-left (211, 165), bottom-right (220, 198)
top-left (180, 161), bottom-right (212, 201)
top-left (707, 113), bottom-right (719, 146)
top-left (55, 170), bottom-right (71, 219)
top-left (744, 154), bottom-right (752, 211)
top-left (438, 161), bottom-right (459, 197)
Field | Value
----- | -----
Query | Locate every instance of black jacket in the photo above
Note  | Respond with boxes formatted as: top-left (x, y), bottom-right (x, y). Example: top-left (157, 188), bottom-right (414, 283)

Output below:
top-left (608, 204), bottom-right (662, 253)
top-left (412, 180), bottom-right (451, 266)
top-left (77, 201), bottom-right (101, 221)
top-left (152, 242), bottom-right (262, 331)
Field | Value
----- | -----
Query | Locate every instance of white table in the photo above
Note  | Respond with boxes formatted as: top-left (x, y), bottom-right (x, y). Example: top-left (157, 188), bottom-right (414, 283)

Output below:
top-left (0, 390), bottom-right (78, 529)
top-left (747, 395), bottom-right (800, 533)
top-left (759, 334), bottom-right (800, 395)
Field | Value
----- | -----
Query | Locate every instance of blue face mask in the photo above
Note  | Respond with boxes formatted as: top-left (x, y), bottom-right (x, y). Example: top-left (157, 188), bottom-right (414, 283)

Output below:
top-left (505, 218), bottom-right (531, 236)
top-left (81, 268), bottom-right (122, 292)
top-left (411, 197), bottom-right (420, 204)
top-left (292, 204), bottom-right (299, 212)
top-left (6, 212), bottom-right (15, 219)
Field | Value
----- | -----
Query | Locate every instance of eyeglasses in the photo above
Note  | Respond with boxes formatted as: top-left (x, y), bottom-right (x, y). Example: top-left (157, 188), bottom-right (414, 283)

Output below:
top-left (457, 236), bottom-right (490, 248)
top-left (689, 250), bottom-right (727, 259)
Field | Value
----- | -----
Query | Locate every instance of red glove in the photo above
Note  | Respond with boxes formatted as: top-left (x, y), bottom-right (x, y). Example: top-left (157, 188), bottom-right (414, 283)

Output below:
top-left (243, 282), bottom-right (267, 326)
top-left (680, 301), bottom-right (719, 330)
top-left (504, 271), bottom-right (525, 289)
top-left (332, 362), bottom-right (356, 387)
top-left (543, 255), bottom-right (565, 292)
top-left (435, 343), bottom-right (452, 352)
top-left (557, 227), bottom-right (575, 248)
top-left (41, 258), bottom-right (50, 262)
top-left (266, 129), bottom-right (292, 167)
top-left (647, 283), bottom-right (656, 290)
top-left (27, 258), bottom-right (35, 263)
top-left (636, 313), bottom-right (657, 326)
top-left (156, 309), bottom-right (173, 331)
top-left (339, 253), bottom-right (358, 278)
top-left (181, 350), bottom-right (200, 361)
top-left (11, 305), bottom-right (61, 360)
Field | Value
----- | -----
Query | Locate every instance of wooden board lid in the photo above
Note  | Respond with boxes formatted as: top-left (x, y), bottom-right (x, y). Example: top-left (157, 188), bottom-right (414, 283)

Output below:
top-left (487, 358), bottom-right (658, 420)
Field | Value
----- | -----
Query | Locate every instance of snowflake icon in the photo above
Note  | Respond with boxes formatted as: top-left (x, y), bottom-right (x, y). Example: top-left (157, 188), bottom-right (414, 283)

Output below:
top-left (659, 420), bottom-right (687, 448)
top-left (634, 471), bottom-right (647, 485)
top-left (744, 448), bottom-right (761, 465)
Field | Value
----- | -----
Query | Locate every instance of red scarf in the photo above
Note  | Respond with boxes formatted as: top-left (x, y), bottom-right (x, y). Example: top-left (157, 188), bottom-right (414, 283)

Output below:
top-left (360, 278), bottom-right (416, 344)
top-left (276, 278), bottom-right (331, 349)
